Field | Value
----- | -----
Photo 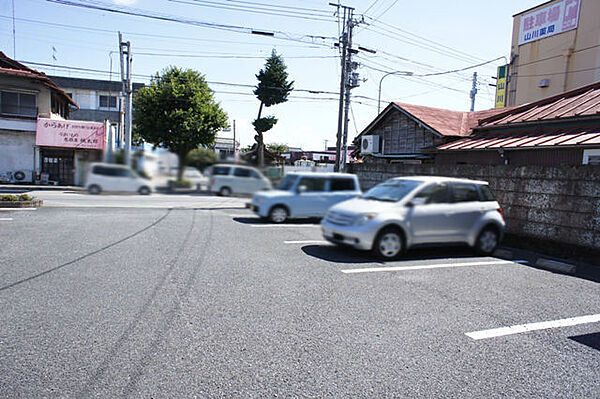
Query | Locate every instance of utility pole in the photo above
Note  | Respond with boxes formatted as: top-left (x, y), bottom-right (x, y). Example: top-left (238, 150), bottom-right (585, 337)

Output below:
top-left (470, 72), bottom-right (478, 112)
top-left (232, 120), bottom-right (236, 160)
top-left (331, 3), bottom-right (361, 173)
top-left (119, 32), bottom-right (133, 166)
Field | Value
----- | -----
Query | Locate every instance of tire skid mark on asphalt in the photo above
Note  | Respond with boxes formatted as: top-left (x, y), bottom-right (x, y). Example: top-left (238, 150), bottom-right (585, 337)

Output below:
top-left (0, 209), bottom-right (172, 292)
top-left (80, 209), bottom-right (202, 397)
top-left (120, 210), bottom-right (216, 397)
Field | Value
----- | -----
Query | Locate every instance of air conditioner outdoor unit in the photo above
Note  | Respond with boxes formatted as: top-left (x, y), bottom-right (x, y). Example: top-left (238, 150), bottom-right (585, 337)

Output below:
top-left (361, 135), bottom-right (380, 154)
top-left (11, 170), bottom-right (33, 183)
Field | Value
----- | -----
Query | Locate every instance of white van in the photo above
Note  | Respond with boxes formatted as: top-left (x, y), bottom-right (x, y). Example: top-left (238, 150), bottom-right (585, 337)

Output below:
top-left (86, 163), bottom-right (154, 195)
top-left (208, 164), bottom-right (271, 196)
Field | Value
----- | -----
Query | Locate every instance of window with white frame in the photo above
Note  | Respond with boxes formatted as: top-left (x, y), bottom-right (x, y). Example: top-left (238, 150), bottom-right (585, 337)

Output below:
top-left (583, 149), bottom-right (600, 165)
top-left (99, 94), bottom-right (118, 109)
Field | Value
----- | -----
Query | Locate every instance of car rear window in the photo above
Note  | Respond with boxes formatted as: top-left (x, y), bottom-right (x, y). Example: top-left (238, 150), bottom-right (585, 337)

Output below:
top-left (479, 185), bottom-right (496, 201)
top-left (92, 165), bottom-right (122, 177)
top-left (233, 168), bottom-right (251, 177)
top-left (330, 178), bottom-right (356, 191)
top-left (212, 166), bottom-right (231, 176)
top-left (298, 177), bottom-right (326, 192)
top-left (451, 183), bottom-right (480, 202)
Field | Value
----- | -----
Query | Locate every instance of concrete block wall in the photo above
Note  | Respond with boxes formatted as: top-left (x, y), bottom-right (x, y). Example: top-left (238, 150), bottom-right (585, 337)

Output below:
top-left (349, 160), bottom-right (600, 253)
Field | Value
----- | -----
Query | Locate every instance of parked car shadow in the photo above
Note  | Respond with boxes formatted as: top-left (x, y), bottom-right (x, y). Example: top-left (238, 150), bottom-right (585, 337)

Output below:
top-left (569, 332), bottom-right (600, 351)
top-left (302, 244), bottom-right (482, 265)
top-left (232, 217), bottom-right (321, 225)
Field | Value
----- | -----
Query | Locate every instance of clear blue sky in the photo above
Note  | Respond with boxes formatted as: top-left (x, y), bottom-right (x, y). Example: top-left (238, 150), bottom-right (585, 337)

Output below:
top-left (1, 0), bottom-right (543, 150)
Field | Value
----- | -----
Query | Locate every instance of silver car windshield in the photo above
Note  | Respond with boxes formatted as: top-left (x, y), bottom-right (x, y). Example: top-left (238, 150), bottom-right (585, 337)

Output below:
top-left (277, 174), bottom-right (297, 190)
top-left (361, 180), bottom-right (422, 202)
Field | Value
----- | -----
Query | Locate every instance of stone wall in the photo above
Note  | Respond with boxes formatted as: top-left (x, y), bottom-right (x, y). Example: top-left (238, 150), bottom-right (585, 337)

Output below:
top-left (349, 160), bottom-right (600, 256)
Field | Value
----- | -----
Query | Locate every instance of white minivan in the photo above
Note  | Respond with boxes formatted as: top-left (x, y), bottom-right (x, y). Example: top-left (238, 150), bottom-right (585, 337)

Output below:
top-left (86, 163), bottom-right (154, 195)
top-left (208, 164), bottom-right (271, 196)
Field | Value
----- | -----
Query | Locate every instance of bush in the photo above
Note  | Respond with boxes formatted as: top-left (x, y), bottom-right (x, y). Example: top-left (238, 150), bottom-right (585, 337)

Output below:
top-left (0, 194), bottom-right (33, 201)
top-left (168, 179), bottom-right (193, 189)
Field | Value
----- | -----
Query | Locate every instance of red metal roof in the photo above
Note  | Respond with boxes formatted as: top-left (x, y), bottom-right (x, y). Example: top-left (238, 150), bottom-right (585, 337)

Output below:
top-left (0, 52), bottom-right (78, 108)
top-left (478, 81), bottom-right (600, 127)
top-left (437, 128), bottom-right (600, 150)
top-left (393, 103), bottom-right (513, 137)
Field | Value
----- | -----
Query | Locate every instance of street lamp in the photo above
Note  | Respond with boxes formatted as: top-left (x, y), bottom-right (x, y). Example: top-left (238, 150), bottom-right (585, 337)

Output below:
top-left (378, 70), bottom-right (413, 114)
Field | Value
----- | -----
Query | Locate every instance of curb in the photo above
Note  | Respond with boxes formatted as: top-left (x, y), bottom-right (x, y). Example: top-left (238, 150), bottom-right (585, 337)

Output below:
top-left (535, 258), bottom-right (577, 274)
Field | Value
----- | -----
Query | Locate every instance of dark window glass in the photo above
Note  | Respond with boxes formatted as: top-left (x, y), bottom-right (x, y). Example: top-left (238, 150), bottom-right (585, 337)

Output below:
top-left (452, 183), bottom-right (480, 202)
top-left (361, 179), bottom-right (422, 202)
top-left (479, 185), bottom-right (496, 201)
top-left (99, 95), bottom-right (117, 108)
top-left (298, 177), bottom-right (326, 192)
top-left (20, 94), bottom-right (36, 116)
top-left (233, 168), bottom-right (251, 177)
top-left (212, 166), bottom-right (231, 175)
top-left (330, 178), bottom-right (355, 191)
top-left (1, 91), bottom-right (18, 115)
top-left (414, 183), bottom-right (450, 204)
top-left (249, 169), bottom-right (260, 178)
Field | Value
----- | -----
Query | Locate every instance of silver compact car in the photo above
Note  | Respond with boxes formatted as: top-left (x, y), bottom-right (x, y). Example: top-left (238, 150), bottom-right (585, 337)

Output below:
top-left (321, 176), bottom-right (505, 260)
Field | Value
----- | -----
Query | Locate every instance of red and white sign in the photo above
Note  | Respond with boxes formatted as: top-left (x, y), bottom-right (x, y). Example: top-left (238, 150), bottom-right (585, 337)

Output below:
top-left (36, 118), bottom-right (105, 150)
top-left (518, 0), bottom-right (580, 45)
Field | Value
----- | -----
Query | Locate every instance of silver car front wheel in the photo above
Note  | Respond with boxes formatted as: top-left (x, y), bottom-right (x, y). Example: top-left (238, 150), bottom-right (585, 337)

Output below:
top-left (269, 206), bottom-right (288, 223)
top-left (373, 227), bottom-right (404, 260)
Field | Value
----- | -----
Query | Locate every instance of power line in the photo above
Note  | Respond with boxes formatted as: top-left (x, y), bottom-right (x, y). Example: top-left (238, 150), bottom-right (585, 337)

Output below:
top-left (168, 0), bottom-right (335, 23)
top-left (135, 52), bottom-right (338, 59)
top-left (0, 15), bottom-right (326, 50)
top-left (19, 60), bottom-right (340, 95)
top-left (363, 0), bottom-right (383, 15)
top-left (42, 0), bottom-right (336, 47)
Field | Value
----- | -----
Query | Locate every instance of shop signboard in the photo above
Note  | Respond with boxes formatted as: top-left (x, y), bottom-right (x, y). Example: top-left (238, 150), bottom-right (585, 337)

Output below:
top-left (495, 65), bottom-right (508, 108)
top-left (36, 118), bottom-right (105, 150)
top-left (518, 0), bottom-right (581, 45)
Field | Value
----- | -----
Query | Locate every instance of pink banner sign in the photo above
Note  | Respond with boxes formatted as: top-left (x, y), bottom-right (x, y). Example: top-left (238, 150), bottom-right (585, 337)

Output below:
top-left (36, 118), bottom-right (105, 150)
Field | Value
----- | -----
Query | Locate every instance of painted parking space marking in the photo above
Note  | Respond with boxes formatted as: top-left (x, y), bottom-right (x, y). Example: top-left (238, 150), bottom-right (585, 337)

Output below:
top-left (341, 260), bottom-right (515, 274)
top-left (284, 240), bottom-right (330, 245)
top-left (466, 314), bottom-right (600, 340)
top-left (0, 218), bottom-right (13, 221)
top-left (249, 224), bottom-right (320, 228)
top-left (0, 208), bottom-right (37, 211)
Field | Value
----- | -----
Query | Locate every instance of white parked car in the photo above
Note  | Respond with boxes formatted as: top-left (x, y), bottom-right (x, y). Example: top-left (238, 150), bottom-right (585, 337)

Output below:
top-left (208, 164), bottom-right (271, 196)
top-left (321, 176), bottom-right (505, 259)
top-left (251, 172), bottom-right (361, 223)
top-left (86, 163), bottom-right (154, 195)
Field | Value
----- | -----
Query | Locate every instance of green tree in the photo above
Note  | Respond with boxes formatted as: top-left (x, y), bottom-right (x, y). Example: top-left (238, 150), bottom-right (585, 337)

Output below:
top-left (185, 147), bottom-right (217, 172)
top-left (266, 142), bottom-right (289, 156)
top-left (133, 66), bottom-right (228, 181)
top-left (253, 50), bottom-right (294, 167)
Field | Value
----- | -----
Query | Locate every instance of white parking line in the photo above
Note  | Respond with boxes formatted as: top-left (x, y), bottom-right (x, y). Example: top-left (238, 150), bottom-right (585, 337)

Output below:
top-left (0, 218), bottom-right (13, 221)
top-left (249, 224), bottom-right (319, 228)
top-left (341, 260), bottom-right (515, 274)
top-left (466, 314), bottom-right (600, 340)
top-left (0, 208), bottom-right (37, 211)
top-left (284, 240), bottom-right (330, 245)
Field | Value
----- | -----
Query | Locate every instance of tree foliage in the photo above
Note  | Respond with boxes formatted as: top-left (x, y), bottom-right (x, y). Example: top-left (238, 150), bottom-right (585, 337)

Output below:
top-left (254, 50), bottom-right (294, 107)
top-left (266, 142), bottom-right (289, 156)
top-left (133, 66), bottom-right (228, 180)
top-left (253, 50), bottom-right (293, 166)
top-left (185, 148), bottom-right (218, 171)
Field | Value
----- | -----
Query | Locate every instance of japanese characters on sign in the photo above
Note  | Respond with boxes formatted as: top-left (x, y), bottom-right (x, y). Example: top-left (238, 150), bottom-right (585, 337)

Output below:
top-left (495, 65), bottom-right (508, 108)
top-left (36, 118), bottom-right (105, 150)
top-left (518, 0), bottom-right (580, 45)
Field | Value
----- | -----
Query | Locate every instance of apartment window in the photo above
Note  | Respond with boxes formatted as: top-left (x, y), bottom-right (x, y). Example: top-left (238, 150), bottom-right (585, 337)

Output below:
top-left (0, 91), bottom-right (37, 117)
top-left (99, 95), bottom-right (117, 109)
top-left (583, 149), bottom-right (600, 165)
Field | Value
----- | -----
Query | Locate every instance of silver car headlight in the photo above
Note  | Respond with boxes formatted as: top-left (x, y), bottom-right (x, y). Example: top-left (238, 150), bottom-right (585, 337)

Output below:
top-left (352, 213), bottom-right (377, 226)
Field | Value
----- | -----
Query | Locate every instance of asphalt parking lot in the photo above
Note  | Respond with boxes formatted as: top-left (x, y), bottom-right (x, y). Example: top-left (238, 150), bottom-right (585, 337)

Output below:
top-left (1, 202), bottom-right (598, 398)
